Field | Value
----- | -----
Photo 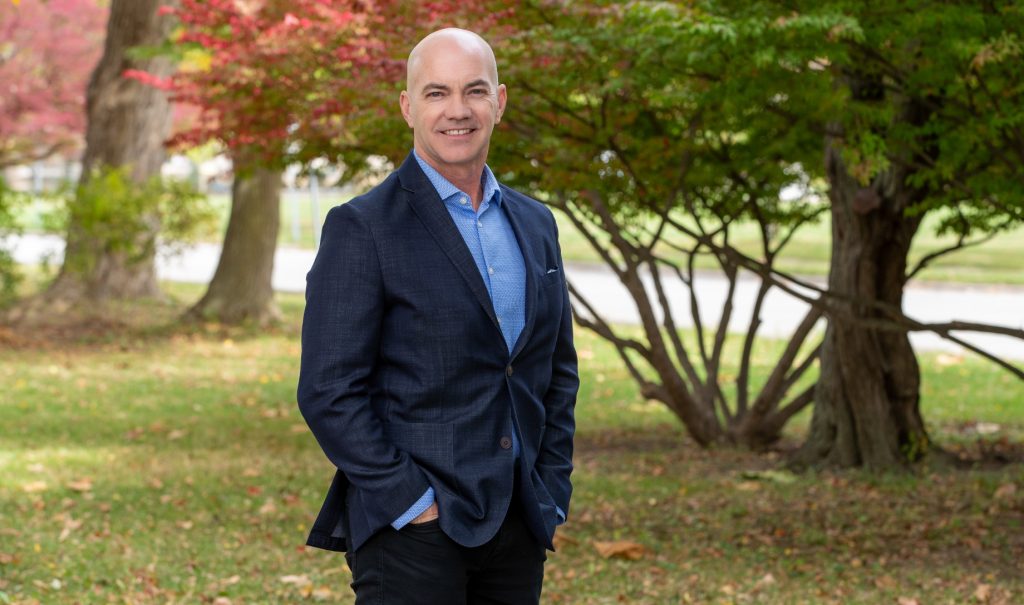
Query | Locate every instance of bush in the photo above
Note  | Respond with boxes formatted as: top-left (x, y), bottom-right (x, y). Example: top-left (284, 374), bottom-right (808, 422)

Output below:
top-left (57, 166), bottom-right (217, 273)
top-left (0, 177), bottom-right (27, 304)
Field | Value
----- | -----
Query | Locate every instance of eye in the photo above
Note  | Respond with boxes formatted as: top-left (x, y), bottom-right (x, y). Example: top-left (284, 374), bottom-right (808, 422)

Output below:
top-left (469, 88), bottom-right (487, 96)
top-left (426, 91), bottom-right (444, 99)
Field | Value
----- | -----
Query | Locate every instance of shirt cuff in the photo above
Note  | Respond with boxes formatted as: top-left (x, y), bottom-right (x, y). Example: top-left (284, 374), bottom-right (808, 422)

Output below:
top-left (391, 487), bottom-right (435, 530)
top-left (555, 505), bottom-right (566, 525)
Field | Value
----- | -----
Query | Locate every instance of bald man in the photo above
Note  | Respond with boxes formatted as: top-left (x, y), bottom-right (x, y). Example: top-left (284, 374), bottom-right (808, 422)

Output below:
top-left (298, 29), bottom-right (579, 604)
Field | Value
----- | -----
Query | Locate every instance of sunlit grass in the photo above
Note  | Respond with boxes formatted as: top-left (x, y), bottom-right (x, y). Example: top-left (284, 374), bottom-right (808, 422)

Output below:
top-left (0, 283), bottom-right (1021, 604)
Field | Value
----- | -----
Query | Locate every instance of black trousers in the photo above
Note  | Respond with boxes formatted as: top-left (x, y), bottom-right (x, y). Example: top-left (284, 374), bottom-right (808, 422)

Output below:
top-left (344, 498), bottom-right (547, 605)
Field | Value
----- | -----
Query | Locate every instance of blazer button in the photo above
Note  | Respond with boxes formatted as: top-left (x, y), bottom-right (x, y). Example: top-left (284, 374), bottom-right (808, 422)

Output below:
top-left (506, 365), bottom-right (513, 377)
top-left (500, 437), bottom-right (513, 450)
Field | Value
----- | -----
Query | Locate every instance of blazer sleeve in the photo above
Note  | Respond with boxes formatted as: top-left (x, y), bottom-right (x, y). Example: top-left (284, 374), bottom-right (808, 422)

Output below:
top-left (297, 203), bottom-right (431, 530)
top-left (535, 225), bottom-right (579, 519)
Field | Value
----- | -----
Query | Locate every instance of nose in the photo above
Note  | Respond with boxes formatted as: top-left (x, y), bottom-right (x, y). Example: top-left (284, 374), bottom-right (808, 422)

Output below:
top-left (444, 95), bottom-right (472, 121)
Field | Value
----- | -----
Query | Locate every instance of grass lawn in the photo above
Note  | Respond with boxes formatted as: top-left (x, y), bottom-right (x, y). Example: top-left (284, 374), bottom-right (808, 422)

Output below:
top-left (1, 284), bottom-right (1022, 604)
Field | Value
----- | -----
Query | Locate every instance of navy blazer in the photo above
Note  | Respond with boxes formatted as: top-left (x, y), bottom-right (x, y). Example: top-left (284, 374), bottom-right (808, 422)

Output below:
top-left (297, 153), bottom-right (578, 552)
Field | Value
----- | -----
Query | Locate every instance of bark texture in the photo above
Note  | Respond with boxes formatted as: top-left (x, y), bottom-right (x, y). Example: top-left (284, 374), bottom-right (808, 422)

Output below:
top-left (793, 108), bottom-right (931, 469)
top-left (46, 0), bottom-right (178, 303)
top-left (185, 158), bottom-right (282, 325)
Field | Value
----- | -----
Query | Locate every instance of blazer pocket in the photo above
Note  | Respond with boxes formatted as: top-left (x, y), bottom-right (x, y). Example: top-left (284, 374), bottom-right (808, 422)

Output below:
top-left (383, 421), bottom-right (455, 478)
top-left (539, 269), bottom-right (562, 289)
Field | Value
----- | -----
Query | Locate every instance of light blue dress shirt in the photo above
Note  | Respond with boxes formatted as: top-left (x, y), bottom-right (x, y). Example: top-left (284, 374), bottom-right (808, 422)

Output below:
top-left (392, 152), bottom-right (564, 530)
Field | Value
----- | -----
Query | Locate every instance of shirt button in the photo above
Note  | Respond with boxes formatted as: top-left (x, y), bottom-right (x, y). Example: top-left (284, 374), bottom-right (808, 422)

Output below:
top-left (460, 197), bottom-right (468, 205)
top-left (488, 266), bottom-right (495, 275)
top-left (506, 365), bottom-right (513, 377)
top-left (477, 220), bottom-right (482, 227)
top-left (499, 437), bottom-right (513, 450)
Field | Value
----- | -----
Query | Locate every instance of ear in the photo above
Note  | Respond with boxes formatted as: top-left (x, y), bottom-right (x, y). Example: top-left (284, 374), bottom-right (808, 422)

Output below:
top-left (495, 83), bottom-right (507, 124)
top-left (400, 90), bottom-right (414, 128)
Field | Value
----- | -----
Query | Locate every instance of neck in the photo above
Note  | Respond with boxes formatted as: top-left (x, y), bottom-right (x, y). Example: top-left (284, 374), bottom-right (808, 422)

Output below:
top-left (417, 150), bottom-right (486, 210)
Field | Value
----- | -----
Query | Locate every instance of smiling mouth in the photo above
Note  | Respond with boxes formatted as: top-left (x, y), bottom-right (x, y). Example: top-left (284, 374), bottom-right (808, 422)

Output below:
top-left (442, 128), bottom-right (474, 136)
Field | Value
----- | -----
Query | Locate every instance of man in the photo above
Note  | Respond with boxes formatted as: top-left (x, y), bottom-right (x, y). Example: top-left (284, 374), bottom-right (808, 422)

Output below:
top-left (297, 28), bottom-right (579, 604)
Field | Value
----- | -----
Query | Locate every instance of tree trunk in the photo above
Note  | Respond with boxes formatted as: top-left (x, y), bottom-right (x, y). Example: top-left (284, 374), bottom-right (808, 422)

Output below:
top-left (792, 140), bottom-right (929, 469)
top-left (185, 156), bottom-right (281, 325)
top-left (46, 0), bottom-right (177, 303)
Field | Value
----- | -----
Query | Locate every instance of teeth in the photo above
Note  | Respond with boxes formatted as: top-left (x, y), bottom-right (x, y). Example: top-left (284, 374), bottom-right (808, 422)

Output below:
top-left (445, 129), bottom-right (471, 135)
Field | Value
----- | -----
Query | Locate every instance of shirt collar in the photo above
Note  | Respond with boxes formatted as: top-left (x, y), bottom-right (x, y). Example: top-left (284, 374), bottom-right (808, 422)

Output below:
top-left (413, 150), bottom-right (502, 208)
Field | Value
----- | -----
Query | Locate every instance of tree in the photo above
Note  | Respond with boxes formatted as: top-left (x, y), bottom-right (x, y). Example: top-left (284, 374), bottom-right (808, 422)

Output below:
top-left (156, 0), bottom-right (494, 324)
top-left (161, 0), bottom-right (390, 324)
top-left (0, 0), bottom-right (107, 168)
top-left (476, 2), bottom-right (831, 448)
top-left (26, 0), bottom-right (182, 306)
top-left (763, 1), bottom-right (1024, 468)
top-left (488, 0), bottom-right (1024, 465)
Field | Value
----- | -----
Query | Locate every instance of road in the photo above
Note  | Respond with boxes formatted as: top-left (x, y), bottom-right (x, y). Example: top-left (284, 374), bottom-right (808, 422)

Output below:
top-left (7, 233), bottom-right (1023, 360)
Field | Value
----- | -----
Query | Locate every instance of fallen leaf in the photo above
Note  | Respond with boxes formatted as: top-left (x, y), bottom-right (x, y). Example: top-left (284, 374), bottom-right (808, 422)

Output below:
top-left (280, 574), bottom-right (311, 586)
top-left (213, 598), bottom-right (232, 605)
top-left (875, 575), bottom-right (897, 589)
top-left (974, 422), bottom-right (1001, 435)
top-left (974, 584), bottom-right (992, 602)
top-left (176, 520), bottom-right (193, 530)
top-left (898, 597), bottom-right (920, 605)
top-left (739, 470), bottom-right (797, 484)
top-left (0, 552), bottom-right (15, 564)
top-left (993, 484), bottom-right (1017, 500)
top-left (58, 516), bottom-right (83, 541)
top-left (67, 478), bottom-right (93, 492)
top-left (552, 533), bottom-right (579, 550)
top-left (168, 429), bottom-right (186, 440)
top-left (22, 481), bottom-right (48, 493)
top-left (312, 586), bottom-right (335, 599)
top-left (259, 499), bottom-right (277, 515)
top-left (593, 540), bottom-right (647, 560)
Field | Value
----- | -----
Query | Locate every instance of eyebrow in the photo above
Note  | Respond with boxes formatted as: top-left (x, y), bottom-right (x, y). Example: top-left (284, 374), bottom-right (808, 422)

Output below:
top-left (464, 79), bottom-right (491, 91)
top-left (420, 80), bottom-right (492, 95)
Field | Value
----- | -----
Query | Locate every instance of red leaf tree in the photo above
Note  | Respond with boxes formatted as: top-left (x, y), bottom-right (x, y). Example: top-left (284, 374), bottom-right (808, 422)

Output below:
top-left (0, 0), bottom-right (107, 167)
top-left (147, 0), bottom-right (493, 323)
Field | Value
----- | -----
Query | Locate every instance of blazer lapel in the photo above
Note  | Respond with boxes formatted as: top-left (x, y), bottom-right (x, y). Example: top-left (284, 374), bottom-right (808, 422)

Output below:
top-left (501, 187), bottom-right (539, 362)
top-left (398, 154), bottom-right (502, 331)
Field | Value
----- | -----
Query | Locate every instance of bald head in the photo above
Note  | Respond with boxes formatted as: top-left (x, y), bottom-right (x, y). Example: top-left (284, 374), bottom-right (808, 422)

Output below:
top-left (406, 28), bottom-right (499, 93)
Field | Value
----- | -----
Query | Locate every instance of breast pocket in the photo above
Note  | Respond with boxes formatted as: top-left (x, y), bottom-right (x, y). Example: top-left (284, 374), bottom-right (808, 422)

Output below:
top-left (539, 269), bottom-right (562, 289)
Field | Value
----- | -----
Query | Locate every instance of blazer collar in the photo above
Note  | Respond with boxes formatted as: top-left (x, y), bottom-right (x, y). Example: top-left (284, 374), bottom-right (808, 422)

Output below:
top-left (398, 153), bottom-right (540, 362)
top-left (500, 185), bottom-right (539, 361)
top-left (398, 153), bottom-right (503, 338)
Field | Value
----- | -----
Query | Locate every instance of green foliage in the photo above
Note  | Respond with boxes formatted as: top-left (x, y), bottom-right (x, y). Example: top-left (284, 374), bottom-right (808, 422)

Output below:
top-left (0, 177), bottom-right (26, 304)
top-left (59, 166), bottom-right (215, 271)
top-left (492, 0), bottom-right (1024, 237)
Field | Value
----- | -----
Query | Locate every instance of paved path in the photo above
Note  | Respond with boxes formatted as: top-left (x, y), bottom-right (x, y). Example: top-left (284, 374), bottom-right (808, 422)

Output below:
top-left (7, 233), bottom-right (1023, 360)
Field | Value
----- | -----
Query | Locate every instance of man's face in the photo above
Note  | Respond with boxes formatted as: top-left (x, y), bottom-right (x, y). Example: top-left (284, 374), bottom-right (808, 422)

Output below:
top-left (400, 37), bottom-right (507, 180)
